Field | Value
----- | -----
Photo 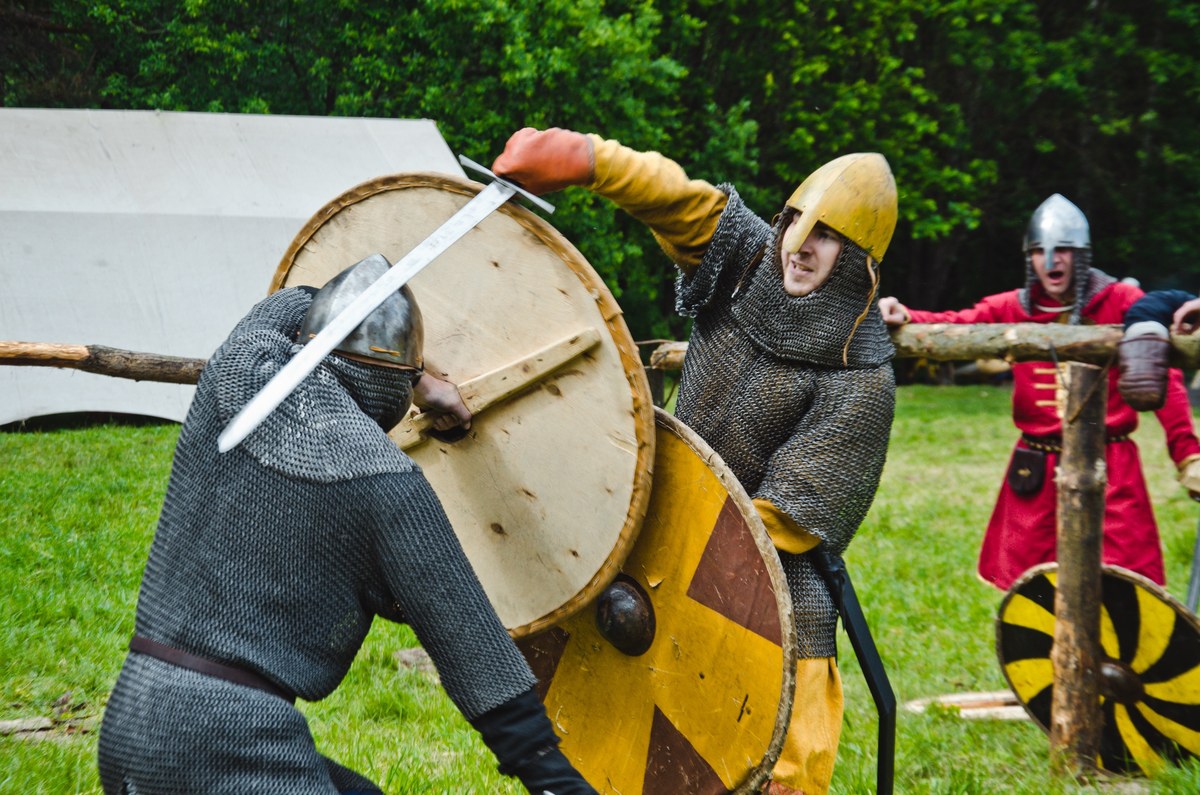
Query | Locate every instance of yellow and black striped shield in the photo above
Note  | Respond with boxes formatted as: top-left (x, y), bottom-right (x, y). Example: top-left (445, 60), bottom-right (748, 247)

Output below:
top-left (998, 562), bottom-right (1200, 775)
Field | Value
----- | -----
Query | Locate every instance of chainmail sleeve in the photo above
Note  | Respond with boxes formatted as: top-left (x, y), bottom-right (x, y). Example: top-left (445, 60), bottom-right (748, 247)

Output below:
top-left (216, 285), bottom-right (315, 351)
top-left (368, 473), bottom-right (536, 720)
top-left (675, 186), bottom-right (769, 317)
top-left (755, 365), bottom-right (895, 553)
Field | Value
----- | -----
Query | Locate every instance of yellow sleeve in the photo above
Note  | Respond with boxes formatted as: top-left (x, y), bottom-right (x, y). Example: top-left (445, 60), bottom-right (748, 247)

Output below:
top-left (753, 498), bottom-right (821, 554)
top-left (586, 135), bottom-right (728, 276)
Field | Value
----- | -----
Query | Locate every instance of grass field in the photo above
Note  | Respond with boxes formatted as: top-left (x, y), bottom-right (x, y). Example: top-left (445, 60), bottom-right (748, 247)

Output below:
top-left (3, 384), bottom-right (1200, 793)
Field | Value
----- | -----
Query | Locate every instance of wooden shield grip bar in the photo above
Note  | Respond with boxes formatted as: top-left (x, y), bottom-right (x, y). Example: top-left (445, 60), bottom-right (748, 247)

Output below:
top-left (393, 326), bottom-right (603, 450)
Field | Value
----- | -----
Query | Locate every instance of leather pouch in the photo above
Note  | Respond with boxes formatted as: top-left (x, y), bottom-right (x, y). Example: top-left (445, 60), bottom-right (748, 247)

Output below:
top-left (1008, 447), bottom-right (1046, 496)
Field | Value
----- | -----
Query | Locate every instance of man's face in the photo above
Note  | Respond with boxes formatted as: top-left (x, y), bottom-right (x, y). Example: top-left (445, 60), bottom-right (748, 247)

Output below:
top-left (1029, 247), bottom-right (1075, 301)
top-left (781, 216), bottom-right (843, 297)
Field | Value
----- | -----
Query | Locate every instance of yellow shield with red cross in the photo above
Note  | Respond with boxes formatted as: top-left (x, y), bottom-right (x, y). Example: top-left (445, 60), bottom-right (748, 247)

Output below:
top-left (518, 408), bottom-right (796, 794)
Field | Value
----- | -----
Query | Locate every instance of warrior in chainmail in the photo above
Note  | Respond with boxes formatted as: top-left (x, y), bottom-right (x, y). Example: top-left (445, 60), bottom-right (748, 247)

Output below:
top-left (493, 128), bottom-right (899, 795)
top-left (97, 254), bottom-right (599, 795)
top-left (880, 195), bottom-right (1200, 590)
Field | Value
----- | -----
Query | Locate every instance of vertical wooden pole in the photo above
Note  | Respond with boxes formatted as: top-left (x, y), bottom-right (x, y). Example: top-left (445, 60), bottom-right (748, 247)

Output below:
top-left (1050, 361), bottom-right (1107, 779)
top-left (645, 366), bottom-right (665, 408)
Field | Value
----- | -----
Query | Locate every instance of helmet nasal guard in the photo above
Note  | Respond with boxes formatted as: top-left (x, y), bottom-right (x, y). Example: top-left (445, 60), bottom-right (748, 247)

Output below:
top-left (298, 253), bottom-right (425, 372)
top-left (1023, 193), bottom-right (1090, 254)
top-left (781, 152), bottom-right (898, 262)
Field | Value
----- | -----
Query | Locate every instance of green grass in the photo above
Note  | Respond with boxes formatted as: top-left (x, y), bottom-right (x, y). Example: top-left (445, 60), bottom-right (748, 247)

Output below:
top-left (4, 386), bottom-right (1200, 793)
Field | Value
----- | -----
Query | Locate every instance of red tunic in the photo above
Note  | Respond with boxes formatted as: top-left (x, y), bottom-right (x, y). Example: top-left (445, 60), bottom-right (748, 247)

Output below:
top-left (908, 282), bottom-right (1200, 589)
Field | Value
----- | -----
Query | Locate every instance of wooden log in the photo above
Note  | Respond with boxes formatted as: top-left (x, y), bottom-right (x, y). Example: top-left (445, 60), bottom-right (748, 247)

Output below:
top-left (1049, 362), bottom-right (1107, 780)
top-left (648, 340), bottom-right (688, 371)
top-left (0, 341), bottom-right (205, 384)
top-left (12, 322), bottom-right (1200, 384)
top-left (648, 324), bottom-right (1200, 369)
top-left (893, 323), bottom-right (1123, 365)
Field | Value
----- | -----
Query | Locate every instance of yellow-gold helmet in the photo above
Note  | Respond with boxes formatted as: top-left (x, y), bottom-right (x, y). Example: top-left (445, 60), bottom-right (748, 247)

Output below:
top-left (780, 153), bottom-right (898, 262)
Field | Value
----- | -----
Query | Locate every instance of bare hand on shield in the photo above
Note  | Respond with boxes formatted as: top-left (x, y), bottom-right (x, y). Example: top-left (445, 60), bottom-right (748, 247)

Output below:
top-left (413, 372), bottom-right (473, 431)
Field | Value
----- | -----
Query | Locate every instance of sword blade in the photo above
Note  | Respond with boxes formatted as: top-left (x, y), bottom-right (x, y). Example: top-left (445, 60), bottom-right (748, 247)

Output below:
top-left (217, 179), bottom-right (515, 453)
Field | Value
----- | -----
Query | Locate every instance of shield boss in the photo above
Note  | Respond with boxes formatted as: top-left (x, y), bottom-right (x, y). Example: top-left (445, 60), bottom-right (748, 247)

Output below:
top-left (518, 409), bottom-right (797, 794)
top-left (271, 173), bottom-right (655, 637)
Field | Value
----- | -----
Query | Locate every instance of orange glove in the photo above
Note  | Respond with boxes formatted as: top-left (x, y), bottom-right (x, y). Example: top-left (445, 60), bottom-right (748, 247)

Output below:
top-left (491, 127), bottom-right (594, 195)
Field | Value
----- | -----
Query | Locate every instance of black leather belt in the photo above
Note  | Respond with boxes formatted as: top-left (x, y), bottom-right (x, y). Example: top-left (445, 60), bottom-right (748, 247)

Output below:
top-left (130, 635), bottom-right (296, 703)
top-left (1021, 433), bottom-right (1129, 453)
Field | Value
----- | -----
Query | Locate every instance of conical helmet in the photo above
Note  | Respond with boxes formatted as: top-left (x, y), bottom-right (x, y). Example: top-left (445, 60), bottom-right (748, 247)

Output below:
top-left (1023, 193), bottom-right (1090, 253)
top-left (298, 253), bottom-right (424, 371)
top-left (781, 153), bottom-right (898, 261)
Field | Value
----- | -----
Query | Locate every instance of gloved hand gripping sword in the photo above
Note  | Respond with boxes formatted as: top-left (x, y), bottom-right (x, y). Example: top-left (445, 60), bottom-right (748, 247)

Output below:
top-left (217, 156), bottom-right (554, 453)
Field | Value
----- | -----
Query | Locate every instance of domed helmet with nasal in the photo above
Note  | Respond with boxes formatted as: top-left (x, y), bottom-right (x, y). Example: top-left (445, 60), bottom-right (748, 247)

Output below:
top-left (758, 152), bottom-right (898, 367)
top-left (299, 252), bottom-right (424, 371)
top-left (1020, 193), bottom-right (1095, 323)
top-left (780, 152), bottom-right (899, 265)
top-left (299, 253), bottom-right (424, 428)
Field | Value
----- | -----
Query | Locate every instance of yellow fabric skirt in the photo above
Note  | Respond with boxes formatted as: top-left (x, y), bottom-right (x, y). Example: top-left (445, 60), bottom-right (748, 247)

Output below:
top-left (771, 657), bottom-right (842, 794)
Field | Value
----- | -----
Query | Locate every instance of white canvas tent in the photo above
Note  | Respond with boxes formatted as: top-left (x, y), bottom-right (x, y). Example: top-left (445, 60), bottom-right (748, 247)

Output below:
top-left (0, 108), bottom-right (466, 425)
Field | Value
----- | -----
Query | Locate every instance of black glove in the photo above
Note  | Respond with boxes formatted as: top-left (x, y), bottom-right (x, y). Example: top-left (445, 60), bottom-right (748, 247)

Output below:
top-left (470, 689), bottom-right (599, 795)
top-left (1118, 333), bottom-right (1171, 411)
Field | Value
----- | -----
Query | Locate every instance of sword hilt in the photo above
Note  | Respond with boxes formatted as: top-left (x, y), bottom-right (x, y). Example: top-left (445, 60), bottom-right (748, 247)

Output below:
top-left (458, 155), bottom-right (556, 215)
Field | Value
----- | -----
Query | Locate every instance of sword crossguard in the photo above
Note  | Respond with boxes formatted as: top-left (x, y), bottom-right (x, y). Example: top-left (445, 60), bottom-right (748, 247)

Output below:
top-left (458, 154), bottom-right (556, 215)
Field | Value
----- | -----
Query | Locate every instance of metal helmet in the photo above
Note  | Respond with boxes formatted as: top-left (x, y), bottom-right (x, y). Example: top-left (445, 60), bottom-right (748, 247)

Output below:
top-left (298, 253), bottom-right (424, 371)
top-left (781, 152), bottom-right (898, 262)
top-left (1023, 193), bottom-right (1090, 254)
top-left (1018, 194), bottom-right (1095, 324)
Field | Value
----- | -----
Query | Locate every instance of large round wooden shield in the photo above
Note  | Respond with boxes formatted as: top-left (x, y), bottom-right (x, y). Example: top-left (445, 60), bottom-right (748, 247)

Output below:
top-left (998, 563), bottom-right (1200, 775)
top-left (271, 174), bottom-right (655, 637)
top-left (517, 409), bottom-right (796, 794)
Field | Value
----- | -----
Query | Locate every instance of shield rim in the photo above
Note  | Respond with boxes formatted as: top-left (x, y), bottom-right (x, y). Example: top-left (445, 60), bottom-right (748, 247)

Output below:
top-left (269, 172), bottom-right (656, 638)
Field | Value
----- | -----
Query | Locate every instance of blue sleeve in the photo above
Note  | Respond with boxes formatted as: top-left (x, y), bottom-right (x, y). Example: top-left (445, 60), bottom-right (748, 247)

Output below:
top-left (1124, 290), bottom-right (1197, 328)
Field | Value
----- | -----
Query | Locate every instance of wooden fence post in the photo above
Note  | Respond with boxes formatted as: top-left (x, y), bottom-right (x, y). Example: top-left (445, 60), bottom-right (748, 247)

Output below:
top-left (1049, 361), bottom-right (1107, 779)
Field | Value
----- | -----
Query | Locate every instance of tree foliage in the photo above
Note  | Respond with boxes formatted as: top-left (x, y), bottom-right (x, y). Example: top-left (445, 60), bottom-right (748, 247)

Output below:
top-left (4, 0), bottom-right (1200, 336)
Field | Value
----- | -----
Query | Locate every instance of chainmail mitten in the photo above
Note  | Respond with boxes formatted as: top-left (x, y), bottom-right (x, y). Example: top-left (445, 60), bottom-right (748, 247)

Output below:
top-left (470, 689), bottom-right (599, 795)
top-left (1118, 325), bottom-right (1171, 411)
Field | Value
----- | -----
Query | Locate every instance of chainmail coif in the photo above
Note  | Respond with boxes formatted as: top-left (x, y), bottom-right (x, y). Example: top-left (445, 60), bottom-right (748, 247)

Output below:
top-left (673, 187), bottom-right (895, 658)
top-left (98, 287), bottom-right (536, 794)
top-left (1017, 250), bottom-right (1117, 323)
